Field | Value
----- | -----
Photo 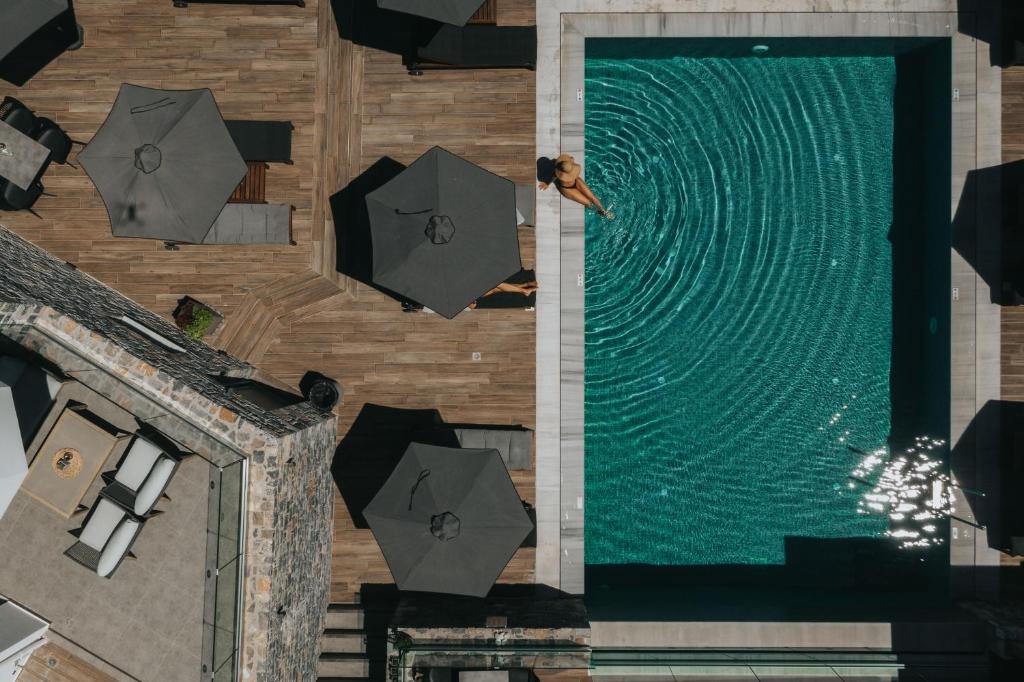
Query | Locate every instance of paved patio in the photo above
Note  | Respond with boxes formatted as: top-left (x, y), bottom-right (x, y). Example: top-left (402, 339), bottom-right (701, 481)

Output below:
top-left (0, 382), bottom-right (208, 681)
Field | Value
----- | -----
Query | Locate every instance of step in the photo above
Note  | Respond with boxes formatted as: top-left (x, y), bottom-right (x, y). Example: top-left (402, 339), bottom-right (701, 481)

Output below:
top-left (326, 604), bottom-right (364, 630)
top-left (318, 653), bottom-right (370, 678)
top-left (321, 629), bottom-right (367, 654)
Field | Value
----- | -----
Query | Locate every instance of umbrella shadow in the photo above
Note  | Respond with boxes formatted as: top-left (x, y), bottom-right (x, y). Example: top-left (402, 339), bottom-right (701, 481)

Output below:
top-left (955, 0), bottom-right (1023, 68)
top-left (951, 161), bottom-right (1019, 304)
top-left (330, 156), bottom-right (422, 306)
top-left (330, 0), bottom-right (440, 59)
top-left (0, 8), bottom-right (79, 87)
top-left (332, 402), bottom-right (455, 528)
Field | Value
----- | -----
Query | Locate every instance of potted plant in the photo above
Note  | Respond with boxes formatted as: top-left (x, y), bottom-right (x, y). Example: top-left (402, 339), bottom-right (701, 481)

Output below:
top-left (173, 296), bottom-right (223, 341)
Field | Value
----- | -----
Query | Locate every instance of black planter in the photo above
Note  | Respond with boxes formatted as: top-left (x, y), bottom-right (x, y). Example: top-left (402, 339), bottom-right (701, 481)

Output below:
top-left (300, 371), bottom-right (342, 411)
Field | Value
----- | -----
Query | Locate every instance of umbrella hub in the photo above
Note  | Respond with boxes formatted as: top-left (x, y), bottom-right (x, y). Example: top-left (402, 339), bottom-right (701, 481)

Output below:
top-left (430, 511), bottom-right (461, 541)
top-left (133, 144), bottom-right (162, 174)
top-left (425, 215), bottom-right (455, 245)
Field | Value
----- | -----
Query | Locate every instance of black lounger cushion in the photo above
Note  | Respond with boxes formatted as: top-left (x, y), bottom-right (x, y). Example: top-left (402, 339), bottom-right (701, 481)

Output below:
top-left (416, 25), bottom-right (536, 69)
top-left (225, 120), bottom-right (293, 163)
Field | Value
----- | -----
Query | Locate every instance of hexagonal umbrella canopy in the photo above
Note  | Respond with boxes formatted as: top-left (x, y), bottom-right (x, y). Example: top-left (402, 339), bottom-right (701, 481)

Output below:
top-left (79, 84), bottom-right (247, 244)
top-left (364, 442), bottom-right (533, 597)
top-left (376, 0), bottom-right (484, 26)
top-left (365, 146), bottom-right (521, 318)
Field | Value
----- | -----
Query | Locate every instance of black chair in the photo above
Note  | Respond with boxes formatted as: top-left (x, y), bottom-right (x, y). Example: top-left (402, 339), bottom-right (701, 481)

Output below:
top-left (32, 117), bottom-right (84, 166)
top-left (0, 180), bottom-right (44, 218)
top-left (0, 97), bottom-right (38, 135)
top-left (407, 25), bottom-right (537, 75)
top-left (225, 120), bottom-right (294, 163)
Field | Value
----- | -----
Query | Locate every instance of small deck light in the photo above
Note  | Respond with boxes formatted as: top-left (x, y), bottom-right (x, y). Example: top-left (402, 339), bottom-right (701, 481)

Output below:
top-left (752, 44), bottom-right (770, 55)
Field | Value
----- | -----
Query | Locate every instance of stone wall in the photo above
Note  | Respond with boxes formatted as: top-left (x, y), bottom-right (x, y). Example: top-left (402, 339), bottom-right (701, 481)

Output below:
top-left (388, 627), bottom-right (592, 681)
top-left (387, 589), bottom-right (592, 681)
top-left (245, 417), bottom-right (337, 682)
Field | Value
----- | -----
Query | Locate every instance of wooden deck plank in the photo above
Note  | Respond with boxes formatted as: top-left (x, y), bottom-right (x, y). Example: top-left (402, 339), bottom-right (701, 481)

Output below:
top-left (1004, 65), bottom-right (1024, 402)
top-left (0, 0), bottom-right (320, 325)
top-left (19, 643), bottom-right (117, 682)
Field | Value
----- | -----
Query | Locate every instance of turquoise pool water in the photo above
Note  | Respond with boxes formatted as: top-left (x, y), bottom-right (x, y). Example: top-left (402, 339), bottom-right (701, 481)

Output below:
top-left (583, 44), bottom-right (900, 566)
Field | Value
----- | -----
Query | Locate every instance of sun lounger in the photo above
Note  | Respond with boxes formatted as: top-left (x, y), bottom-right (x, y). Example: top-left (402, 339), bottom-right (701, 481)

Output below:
top-left (203, 203), bottom-right (293, 244)
top-left (65, 498), bottom-right (143, 578)
top-left (225, 120), bottom-right (294, 164)
top-left (412, 423), bottom-right (533, 471)
top-left (100, 427), bottom-right (187, 516)
top-left (451, 425), bottom-right (533, 470)
top-left (408, 25), bottom-right (537, 75)
top-left (472, 268), bottom-right (536, 309)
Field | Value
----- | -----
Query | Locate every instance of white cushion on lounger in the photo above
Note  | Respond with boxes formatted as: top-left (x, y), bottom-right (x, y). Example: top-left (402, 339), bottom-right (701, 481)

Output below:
top-left (79, 499), bottom-right (124, 550)
top-left (133, 457), bottom-right (175, 516)
top-left (114, 437), bottom-right (164, 490)
top-left (96, 518), bottom-right (140, 577)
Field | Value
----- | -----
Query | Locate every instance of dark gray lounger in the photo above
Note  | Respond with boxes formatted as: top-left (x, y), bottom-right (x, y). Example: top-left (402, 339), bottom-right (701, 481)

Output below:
top-left (408, 25), bottom-right (537, 74)
top-left (225, 120), bottom-right (294, 164)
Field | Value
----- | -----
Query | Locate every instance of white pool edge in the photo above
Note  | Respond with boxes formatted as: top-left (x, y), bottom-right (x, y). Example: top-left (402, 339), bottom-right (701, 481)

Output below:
top-left (535, 1), bottom-right (1001, 606)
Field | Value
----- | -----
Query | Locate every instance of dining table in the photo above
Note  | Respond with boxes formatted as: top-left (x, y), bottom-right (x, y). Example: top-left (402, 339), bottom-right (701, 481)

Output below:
top-left (0, 119), bottom-right (50, 190)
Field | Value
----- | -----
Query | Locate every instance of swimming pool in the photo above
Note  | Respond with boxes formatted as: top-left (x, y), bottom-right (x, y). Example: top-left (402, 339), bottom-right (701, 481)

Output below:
top-left (583, 39), bottom-right (951, 569)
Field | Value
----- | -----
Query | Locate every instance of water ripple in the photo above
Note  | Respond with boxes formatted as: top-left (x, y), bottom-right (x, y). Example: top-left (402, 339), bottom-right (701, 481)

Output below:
top-left (583, 52), bottom-right (897, 566)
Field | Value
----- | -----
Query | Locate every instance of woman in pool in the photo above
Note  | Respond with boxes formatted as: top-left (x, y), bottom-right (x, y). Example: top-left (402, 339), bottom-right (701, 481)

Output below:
top-left (540, 153), bottom-right (611, 217)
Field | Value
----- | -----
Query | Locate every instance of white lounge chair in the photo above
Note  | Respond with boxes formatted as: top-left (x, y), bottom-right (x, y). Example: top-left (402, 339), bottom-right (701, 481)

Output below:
top-left (100, 428), bottom-right (186, 517)
top-left (64, 498), bottom-right (143, 578)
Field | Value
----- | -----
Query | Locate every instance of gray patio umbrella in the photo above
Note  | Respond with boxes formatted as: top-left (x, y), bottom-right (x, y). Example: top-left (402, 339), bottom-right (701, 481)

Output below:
top-left (79, 84), bottom-right (247, 244)
top-left (0, 0), bottom-right (68, 62)
top-left (365, 146), bottom-right (521, 318)
top-left (364, 442), bottom-right (533, 597)
top-left (376, 0), bottom-right (484, 26)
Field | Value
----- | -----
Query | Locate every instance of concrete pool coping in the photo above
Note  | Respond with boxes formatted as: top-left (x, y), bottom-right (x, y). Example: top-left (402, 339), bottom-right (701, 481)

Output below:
top-left (534, 0), bottom-right (1002, 628)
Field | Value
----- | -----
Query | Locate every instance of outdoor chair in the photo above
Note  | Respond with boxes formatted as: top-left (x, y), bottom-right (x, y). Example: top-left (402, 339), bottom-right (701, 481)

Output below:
top-left (32, 118), bottom-right (84, 166)
top-left (412, 423), bottom-right (534, 471)
top-left (202, 203), bottom-right (294, 244)
top-left (225, 120), bottom-right (294, 164)
top-left (0, 97), bottom-right (37, 135)
top-left (0, 180), bottom-right (45, 218)
top-left (65, 498), bottom-right (144, 578)
top-left (407, 25), bottom-right (537, 75)
top-left (404, 269), bottom-right (536, 313)
top-left (99, 427), bottom-right (189, 517)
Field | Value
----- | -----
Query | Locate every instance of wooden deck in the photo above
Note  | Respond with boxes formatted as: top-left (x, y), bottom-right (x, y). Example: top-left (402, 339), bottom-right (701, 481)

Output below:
top-left (0, 0), bottom-right (537, 604)
top-left (20, 643), bottom-right (117, 682)
top-left (1004, 65), bottom-right (1024, 401)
